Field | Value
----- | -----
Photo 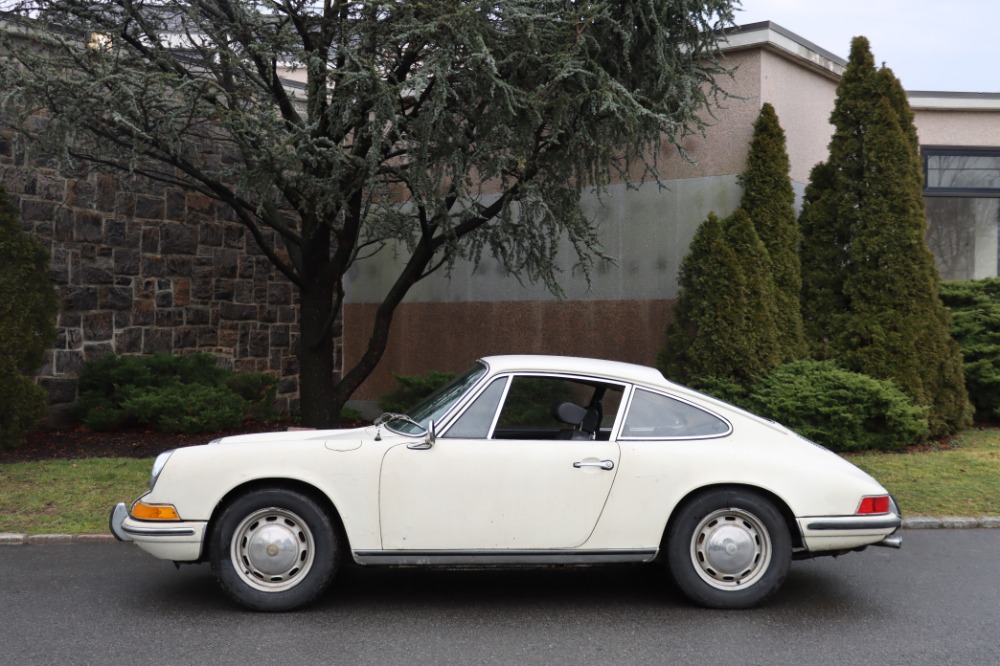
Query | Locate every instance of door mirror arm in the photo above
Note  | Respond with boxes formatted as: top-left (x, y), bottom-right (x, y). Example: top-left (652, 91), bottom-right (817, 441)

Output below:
top-left (406, 421), bottom-right (437, 450)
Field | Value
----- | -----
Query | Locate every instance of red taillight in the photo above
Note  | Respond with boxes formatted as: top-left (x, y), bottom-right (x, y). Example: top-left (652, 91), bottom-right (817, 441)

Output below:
top-left (856, 495), bottom-right (891, 515)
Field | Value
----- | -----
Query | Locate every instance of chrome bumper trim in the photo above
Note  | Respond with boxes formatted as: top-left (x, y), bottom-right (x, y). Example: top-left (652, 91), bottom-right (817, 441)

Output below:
top-left (109, 502), bottom-right (132, 542)
top-left (806, 515), bottom-right (902, 531)
top-left (122, 525), bottom-right (198, 538)
top-left (109, 502), bottom-right (197, 540)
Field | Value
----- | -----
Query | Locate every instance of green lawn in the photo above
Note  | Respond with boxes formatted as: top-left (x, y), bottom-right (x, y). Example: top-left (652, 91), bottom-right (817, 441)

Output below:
top-left (1, 428), bottom-right (999, 535)
top-left (849, 427), bottom-right (1000, 517)
top-left (0, 457), bottom-right (151, 535)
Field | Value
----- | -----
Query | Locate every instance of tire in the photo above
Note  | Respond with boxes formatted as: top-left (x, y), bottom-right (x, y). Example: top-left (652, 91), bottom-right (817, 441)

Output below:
top-left (210, 488), bottom-right (339, 612)
top-left (665, 489), bottom-right (791, 609)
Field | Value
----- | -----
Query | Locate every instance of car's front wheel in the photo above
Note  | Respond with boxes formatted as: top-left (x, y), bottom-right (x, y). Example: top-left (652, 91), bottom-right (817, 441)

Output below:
top-left (666, 489), bottom-right (791, 609)
top-left (210, 488), bottom-right (338, 611)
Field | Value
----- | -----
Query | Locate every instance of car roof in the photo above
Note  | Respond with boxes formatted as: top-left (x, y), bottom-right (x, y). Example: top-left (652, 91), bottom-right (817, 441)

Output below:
top-left (478, 355), bottom-right (668, 387)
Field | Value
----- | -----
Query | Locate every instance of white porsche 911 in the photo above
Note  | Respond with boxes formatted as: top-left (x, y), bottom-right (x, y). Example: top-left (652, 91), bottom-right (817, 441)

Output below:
top-left (111, 355), bottom-right (901, 611)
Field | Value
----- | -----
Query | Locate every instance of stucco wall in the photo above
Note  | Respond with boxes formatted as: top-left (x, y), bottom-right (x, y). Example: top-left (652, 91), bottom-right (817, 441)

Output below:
top-left (914, 110), bottom-right (1000, 146)
top-left (651, 49), bottom-right (762, 181)
top-left (759, 49), bottom-right (839, 185)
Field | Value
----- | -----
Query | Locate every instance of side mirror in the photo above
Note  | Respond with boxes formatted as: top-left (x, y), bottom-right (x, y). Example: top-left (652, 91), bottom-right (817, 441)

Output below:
top-left (406, 421), bottom-right (436, 450)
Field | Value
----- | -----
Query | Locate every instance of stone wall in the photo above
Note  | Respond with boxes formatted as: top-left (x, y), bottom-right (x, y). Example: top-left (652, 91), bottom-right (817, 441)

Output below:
top-left (0, 132), bottom-right (312, 426)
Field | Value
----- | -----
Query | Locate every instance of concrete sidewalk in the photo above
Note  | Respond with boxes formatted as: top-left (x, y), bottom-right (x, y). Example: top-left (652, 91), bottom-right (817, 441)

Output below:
top-left (3, 516), bottom-right (1000, 546)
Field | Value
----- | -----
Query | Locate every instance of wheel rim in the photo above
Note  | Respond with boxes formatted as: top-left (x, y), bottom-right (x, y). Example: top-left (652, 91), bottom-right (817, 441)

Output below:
top-left (230, 507), bottom-right (315, 593)
top-left (689, 507), bottom-right (772, 591)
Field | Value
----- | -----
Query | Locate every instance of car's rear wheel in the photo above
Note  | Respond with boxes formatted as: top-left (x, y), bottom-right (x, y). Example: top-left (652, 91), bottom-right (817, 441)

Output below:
top-left (666, 489), bottom-right (791, 609)
top-left (210, 488), bottom-right (338, 611)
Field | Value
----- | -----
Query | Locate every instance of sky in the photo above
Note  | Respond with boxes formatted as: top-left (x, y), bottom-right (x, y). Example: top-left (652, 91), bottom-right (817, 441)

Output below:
top-left (736, 0), bottom-right (1000, 93)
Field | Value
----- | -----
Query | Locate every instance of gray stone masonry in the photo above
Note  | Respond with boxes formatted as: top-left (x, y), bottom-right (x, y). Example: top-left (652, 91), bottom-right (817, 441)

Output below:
top-left (1, 132), bottom-right (341, 423)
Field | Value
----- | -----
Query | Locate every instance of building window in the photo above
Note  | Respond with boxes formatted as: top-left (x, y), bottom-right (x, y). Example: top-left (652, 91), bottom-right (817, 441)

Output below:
top-left (922, 147), bottom-right (1000, 280)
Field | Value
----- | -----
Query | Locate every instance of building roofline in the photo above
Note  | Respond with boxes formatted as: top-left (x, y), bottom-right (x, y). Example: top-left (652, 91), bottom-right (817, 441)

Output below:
top-left (721, 21), bottom-right (1000, 109)
top-left (720, 21), bottom-right (846, 80)
top-left (907, 91), bottom-right (1000, 111)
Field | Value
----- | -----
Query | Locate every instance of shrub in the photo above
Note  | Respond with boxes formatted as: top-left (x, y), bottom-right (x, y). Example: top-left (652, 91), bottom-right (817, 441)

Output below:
top-left (687, 376), bottom-right (752, 409)
top-left (225, 372), bottom-right (279, 420)
top-left (0, 358), bottom-right (49, 449)
top-left (379, 371), bottom-right (455, 413)
top-left (746, 360), bottom-right (928, 453)
top-left (72, 353), bottom-right (277, 433)
top-left (940, 278), bottom-right (1000, 421)
top-left (122, 384), bottom-right (249, 434)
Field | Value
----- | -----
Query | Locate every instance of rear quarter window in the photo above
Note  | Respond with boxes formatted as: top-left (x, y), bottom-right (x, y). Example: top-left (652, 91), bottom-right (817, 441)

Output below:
top-left (621, 389), bottom-right (731, 439)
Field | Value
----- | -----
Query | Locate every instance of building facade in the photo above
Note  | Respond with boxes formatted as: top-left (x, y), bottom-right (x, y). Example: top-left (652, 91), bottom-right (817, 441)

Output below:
top-left (342, 21), bottom-right (1000, 411)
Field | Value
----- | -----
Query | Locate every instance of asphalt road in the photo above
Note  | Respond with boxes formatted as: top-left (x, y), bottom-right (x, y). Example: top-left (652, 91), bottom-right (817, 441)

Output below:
top-left (1, 529), bottom-right (998, 666)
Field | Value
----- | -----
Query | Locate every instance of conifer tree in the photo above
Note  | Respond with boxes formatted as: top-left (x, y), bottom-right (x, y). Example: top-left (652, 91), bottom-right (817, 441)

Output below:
top-left (724, 209), bottom-right (783, 379)
top-left (738, 103), bottom-right (806, 360)
top-left (660, 213), bottom-right (743, 384)
top-left (0, 186), bottom-right (57, 447)
top-left (659, 210), bottom-right (781, 385)
top-left (799, 37), bottom-right (971, 436)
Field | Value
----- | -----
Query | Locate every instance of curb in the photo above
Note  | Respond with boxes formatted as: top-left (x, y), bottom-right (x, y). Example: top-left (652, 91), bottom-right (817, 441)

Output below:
top-left (2, 518), bottom-right (1000, 546)
top-left (0, 533), bottom-right (117, 546)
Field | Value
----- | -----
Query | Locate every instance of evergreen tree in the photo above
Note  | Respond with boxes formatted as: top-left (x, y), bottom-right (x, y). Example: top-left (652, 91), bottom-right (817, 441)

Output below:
top-left (660, 213), bottom-right (743, 384)
top-left (799, 37), bottom-right (971, 436)
top-left (738, 103), bottom-right (806, 360)
top-left (0, 185), bottom-right (58, 447)
top-left (724, 209), bottom-right (783, 379)
top-left (659, 210), bottom-right (781, 385)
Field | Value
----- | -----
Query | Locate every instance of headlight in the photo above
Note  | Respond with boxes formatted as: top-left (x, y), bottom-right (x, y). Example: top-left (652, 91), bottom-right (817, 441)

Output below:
top-left (149, 449), bottom-right (175, 491)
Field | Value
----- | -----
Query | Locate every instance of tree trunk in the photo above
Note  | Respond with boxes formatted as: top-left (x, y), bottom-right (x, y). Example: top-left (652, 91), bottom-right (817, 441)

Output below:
top-left (297, 276), bottom-right (337, 427)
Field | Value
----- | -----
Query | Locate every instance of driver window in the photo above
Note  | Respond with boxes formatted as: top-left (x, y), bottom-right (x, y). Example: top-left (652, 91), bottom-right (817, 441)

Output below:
top-left (491, 376), bottom-right (623, 440)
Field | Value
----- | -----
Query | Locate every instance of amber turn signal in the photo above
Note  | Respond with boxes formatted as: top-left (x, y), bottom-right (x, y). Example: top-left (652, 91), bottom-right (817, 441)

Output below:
top-left (130, 501), bottom-right (181, 521)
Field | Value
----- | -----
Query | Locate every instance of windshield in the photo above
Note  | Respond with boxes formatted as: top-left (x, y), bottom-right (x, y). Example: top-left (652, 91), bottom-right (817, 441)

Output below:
top-left (387, 362), bottom-right (488, 435)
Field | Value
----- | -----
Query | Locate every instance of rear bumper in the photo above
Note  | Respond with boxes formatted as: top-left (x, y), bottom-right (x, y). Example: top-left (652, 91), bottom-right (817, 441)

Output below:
top-left (109, 502), bottom-right (206, 561)
top-left (798, 500), bottom-right (902, 553)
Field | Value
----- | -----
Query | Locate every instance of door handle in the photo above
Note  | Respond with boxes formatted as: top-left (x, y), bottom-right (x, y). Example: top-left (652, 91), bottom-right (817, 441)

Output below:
top-left (573, 460), bottom-right (614, 470)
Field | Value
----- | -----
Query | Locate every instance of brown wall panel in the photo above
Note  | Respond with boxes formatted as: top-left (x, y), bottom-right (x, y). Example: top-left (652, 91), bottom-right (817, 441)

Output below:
top-left (344, 299), bottom-right (675, 402)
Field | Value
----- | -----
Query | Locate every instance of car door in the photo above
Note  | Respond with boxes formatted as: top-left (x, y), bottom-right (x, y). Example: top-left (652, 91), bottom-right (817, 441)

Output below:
top-left (378, 374), bottom-right (623, 550)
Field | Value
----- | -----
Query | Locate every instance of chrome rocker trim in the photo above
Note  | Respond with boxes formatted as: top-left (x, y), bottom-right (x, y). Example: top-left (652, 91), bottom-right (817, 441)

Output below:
top-left (353, 549), bottom-right (658, 566)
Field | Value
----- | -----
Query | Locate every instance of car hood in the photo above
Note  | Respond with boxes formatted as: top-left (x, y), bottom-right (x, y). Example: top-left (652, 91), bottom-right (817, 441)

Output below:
top-left (211, 425), bottom-right (375, 452)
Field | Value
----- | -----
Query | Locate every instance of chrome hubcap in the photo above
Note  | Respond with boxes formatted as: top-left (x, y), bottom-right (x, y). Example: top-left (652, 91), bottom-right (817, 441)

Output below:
top-left (231, 507), bottom-right (315, 592)
top-left (691, 508), bottom-right (771, 590)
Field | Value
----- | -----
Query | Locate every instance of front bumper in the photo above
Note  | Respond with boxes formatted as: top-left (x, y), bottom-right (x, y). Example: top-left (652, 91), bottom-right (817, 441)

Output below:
top-left (109, 502), bottom-right (206, 561)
